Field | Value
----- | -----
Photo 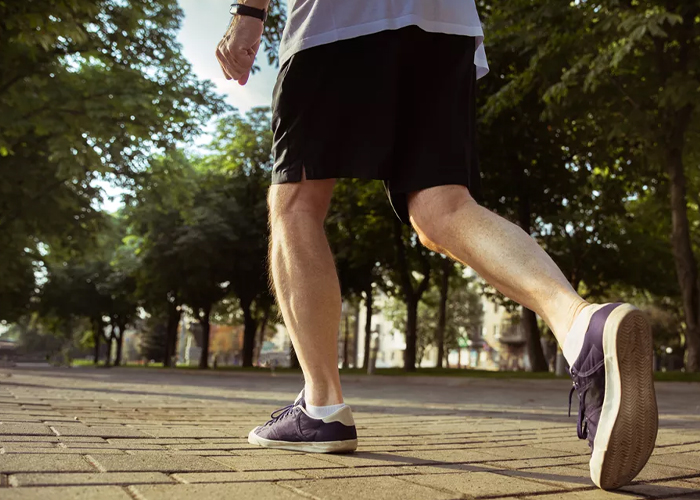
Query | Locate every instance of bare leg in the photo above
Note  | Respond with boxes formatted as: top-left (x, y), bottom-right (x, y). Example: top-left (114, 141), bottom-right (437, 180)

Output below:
top-left (268, 176), bottom-right (343, 406)
top-left (408, 185), bottom-right (588, 345)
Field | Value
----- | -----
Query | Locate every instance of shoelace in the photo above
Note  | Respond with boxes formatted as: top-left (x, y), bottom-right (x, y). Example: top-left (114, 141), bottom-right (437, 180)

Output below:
top-left (264, 402), bottom-right (297, 427)
top-left (568, 384), bottom-right (589, 440)
top-left (567, 358), bottom-right (605, 444)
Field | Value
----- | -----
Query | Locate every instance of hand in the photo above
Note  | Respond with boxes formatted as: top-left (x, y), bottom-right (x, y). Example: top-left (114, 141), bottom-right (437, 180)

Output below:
top-left (216, 15), bottom-right (264, 86)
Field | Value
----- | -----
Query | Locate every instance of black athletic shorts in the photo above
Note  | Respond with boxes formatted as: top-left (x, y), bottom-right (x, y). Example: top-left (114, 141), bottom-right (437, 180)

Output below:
top-left (271, 25), bottom-right (481, 224)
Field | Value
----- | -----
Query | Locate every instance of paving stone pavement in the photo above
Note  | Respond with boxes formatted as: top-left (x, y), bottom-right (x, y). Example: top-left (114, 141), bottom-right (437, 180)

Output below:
top-left (1, 367), bottom-right (699, 500)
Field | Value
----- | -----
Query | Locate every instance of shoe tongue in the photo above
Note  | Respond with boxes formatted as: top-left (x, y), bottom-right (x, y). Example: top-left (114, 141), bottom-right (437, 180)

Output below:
top-left (294, 389), bottom-right (306, 408)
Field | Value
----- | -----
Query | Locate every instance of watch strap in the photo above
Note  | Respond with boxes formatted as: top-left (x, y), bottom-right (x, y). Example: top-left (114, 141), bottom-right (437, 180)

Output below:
top-left (230, 3), bottom-right (267, 22)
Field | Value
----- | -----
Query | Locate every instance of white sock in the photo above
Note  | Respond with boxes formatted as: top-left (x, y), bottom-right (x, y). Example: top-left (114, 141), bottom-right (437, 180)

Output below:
top-left (305, 402), bottom-right (346, 419)
top-left (562, 304), bottom-right (605, 366)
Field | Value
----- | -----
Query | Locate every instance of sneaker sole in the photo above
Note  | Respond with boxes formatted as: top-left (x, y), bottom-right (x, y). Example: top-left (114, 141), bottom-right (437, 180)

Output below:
top-left (592, 304), bottom-right (658, 490)
top-left (248, 430), bottom-right (358, 454)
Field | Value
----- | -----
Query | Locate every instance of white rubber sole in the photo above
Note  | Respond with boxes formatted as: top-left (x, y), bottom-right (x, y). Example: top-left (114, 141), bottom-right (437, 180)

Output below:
top-left (591, 304), bottom-right (658, 490)
top-left (248, 429), bottom-right (358, 454)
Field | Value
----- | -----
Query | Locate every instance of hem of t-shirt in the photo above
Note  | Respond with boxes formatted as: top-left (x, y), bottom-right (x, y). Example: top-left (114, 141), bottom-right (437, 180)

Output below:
top-left (279, 15), bottom-right (489, 78)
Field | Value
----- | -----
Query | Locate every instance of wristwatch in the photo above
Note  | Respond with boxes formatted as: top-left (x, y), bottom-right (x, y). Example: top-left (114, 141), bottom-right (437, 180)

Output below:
top-left (230, 3), bottom-right (267, 23)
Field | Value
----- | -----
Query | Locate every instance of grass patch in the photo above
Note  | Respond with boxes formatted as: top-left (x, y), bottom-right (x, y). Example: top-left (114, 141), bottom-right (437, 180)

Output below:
top-left (651, 371), bottom-right (700, 383)
top-left (69, 360), bottom-right (699, 382)
top-left (71, 359), bottom-right (95, 367)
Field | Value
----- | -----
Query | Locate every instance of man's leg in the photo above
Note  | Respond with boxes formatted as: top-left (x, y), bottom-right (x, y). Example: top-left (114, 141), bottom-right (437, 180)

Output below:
top-left (267, 175), bottom-right (343, 407)
top-left (408, 185), bottom-right (585, 344)
top-left (408, 184), bottom-right (658, 490)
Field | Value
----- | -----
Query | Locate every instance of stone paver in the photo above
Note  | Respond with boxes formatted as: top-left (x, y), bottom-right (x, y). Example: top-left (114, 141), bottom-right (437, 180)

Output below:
top-left (620, 479), bottom-right (700, 498)
top-left (521, 491), bottom-right (645, 500)
top-left (0, 367), bottom-right (698, 500)
top-left (0, 486), bottom-right (132, 500)
top-left (133, 483), bottom-right (303, 500)
top-left (402, 470), bottom-right (562, 497)
top-left (0, 455), bottom-right (96, 473)
top-left (10, 472), bottom-right (174, 487)
top-left (52, 426), bottom-right (147, 438)
top-left (0, 424), bottom-right (54, 436)
top-left (89, 454), bottom-right (232, 473)
top-left (281, 476), bottom-right (456, 500)
top-left (173, 470), bottom-right (306, 483)
top-left (212, 454), bottom-right (342, 471)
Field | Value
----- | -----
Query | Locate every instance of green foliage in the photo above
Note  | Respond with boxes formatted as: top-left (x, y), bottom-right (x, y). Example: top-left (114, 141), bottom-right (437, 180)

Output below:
top-left (5, 0), bottom-right (699, 373)
top-left (259, 0), bottom-right (287, 68)
top-left (0, 0), bottom-right (227, 324)
top-left (480, 0), bottom-right (699, 369)
top-left (327, 179), bottom-right (395, 299)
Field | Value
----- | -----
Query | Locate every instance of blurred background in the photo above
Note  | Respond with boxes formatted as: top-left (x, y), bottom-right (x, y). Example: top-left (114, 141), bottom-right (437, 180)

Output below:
top-left (0, 0), bottom-right (697, 376)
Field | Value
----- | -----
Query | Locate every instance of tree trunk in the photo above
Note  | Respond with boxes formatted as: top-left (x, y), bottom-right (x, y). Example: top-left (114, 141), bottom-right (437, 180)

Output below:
top-left (198, 305), bottom-right (211, 369)
top-left (92, 318), bottom-right (101, 365)
top-left (342, 310), bottom-right (350, 369)
top-left (435, 258), bottom-right (451, 368)
top-left (241, 299), bottom-right (257, 368)
top-left (666, 112), bottom-right (700, 372)
top-left (393, 219), bottom-right (431, 372)
top-left (363, 287), bottom-right (373, 369)
top-left (163, 305), bottom-right (180, 368)
top-left (254, 306), bottom-right (270, 366)
top-left (353, 303), bottom-right (360, 368)
top-left (105, 321), bottom-right (117, 367)
top-left (405, 297), bottom-right (418, 371)
top-left (516, 182), bottom-right (548, 372)
top-left (115, 322), bottom-right (125, 367)
top-left (523, 308), bottom-right (548, 372)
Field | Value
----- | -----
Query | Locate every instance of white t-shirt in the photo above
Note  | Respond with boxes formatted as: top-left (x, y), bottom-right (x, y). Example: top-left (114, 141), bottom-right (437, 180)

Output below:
top-left (278, 0), bottom-right (489, 79)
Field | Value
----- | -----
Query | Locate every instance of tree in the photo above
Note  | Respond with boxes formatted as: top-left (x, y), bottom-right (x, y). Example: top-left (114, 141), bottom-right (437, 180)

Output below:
top-left (479, 0), bottom-right (699, 370)
top-left (385, 265), bottom-right (484, 368)
top-left (125, 152), bottom-right (197, 367)
top-left (441, 272), bottom-right (485, 367)
top-left (390, 220), bottom-right (432, 371)
top-left (34, 215), bottom-right (138, 366)
top-left (99, 239), bottom-right (139, 366)
top-left (0, 0), bottom-right (226, 325)
top-left (326, 179), bottom-right (395, 368)
top-left (488, 0), bottom-right (700, 370)
top-left (434, 258), bottom-right (452, 368)
top-left (174, 169), bottom-right (239, 369)
top-left (201, 109), bottom-right (276, 368)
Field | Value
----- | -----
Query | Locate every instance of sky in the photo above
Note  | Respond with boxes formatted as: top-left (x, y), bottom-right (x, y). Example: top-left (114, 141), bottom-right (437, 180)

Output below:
top-left (99, 1), bottom-right (280, 211)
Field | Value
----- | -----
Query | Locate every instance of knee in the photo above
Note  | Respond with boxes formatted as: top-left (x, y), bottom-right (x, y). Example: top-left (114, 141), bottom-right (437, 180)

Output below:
top-left (408, 186), bottom-right (476, 252)
top-left (268, 184), bottom-right (331, 230)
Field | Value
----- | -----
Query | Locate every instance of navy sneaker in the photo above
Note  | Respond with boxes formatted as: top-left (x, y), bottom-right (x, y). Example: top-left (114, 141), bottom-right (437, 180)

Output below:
top-left (569, 303), bottom-right (658, 490)
top-left (248, 391), bottom-right (358, 453)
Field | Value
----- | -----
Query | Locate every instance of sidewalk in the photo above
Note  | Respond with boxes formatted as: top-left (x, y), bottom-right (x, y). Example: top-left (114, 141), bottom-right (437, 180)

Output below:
top-left (1, 367), bottom-right (698, 499)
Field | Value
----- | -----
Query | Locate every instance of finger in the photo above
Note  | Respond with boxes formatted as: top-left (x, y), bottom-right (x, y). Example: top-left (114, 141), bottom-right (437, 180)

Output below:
top-left (218, 45), bottom-right (247, 80)
top-left (216, 49), bottom-right (231, 79)
top-left (215, 47), bottom-right (234, 80)
top-left (221, 48), bottom-right (248, 79)
top-left (238, 71), bottom-right (250, 86)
